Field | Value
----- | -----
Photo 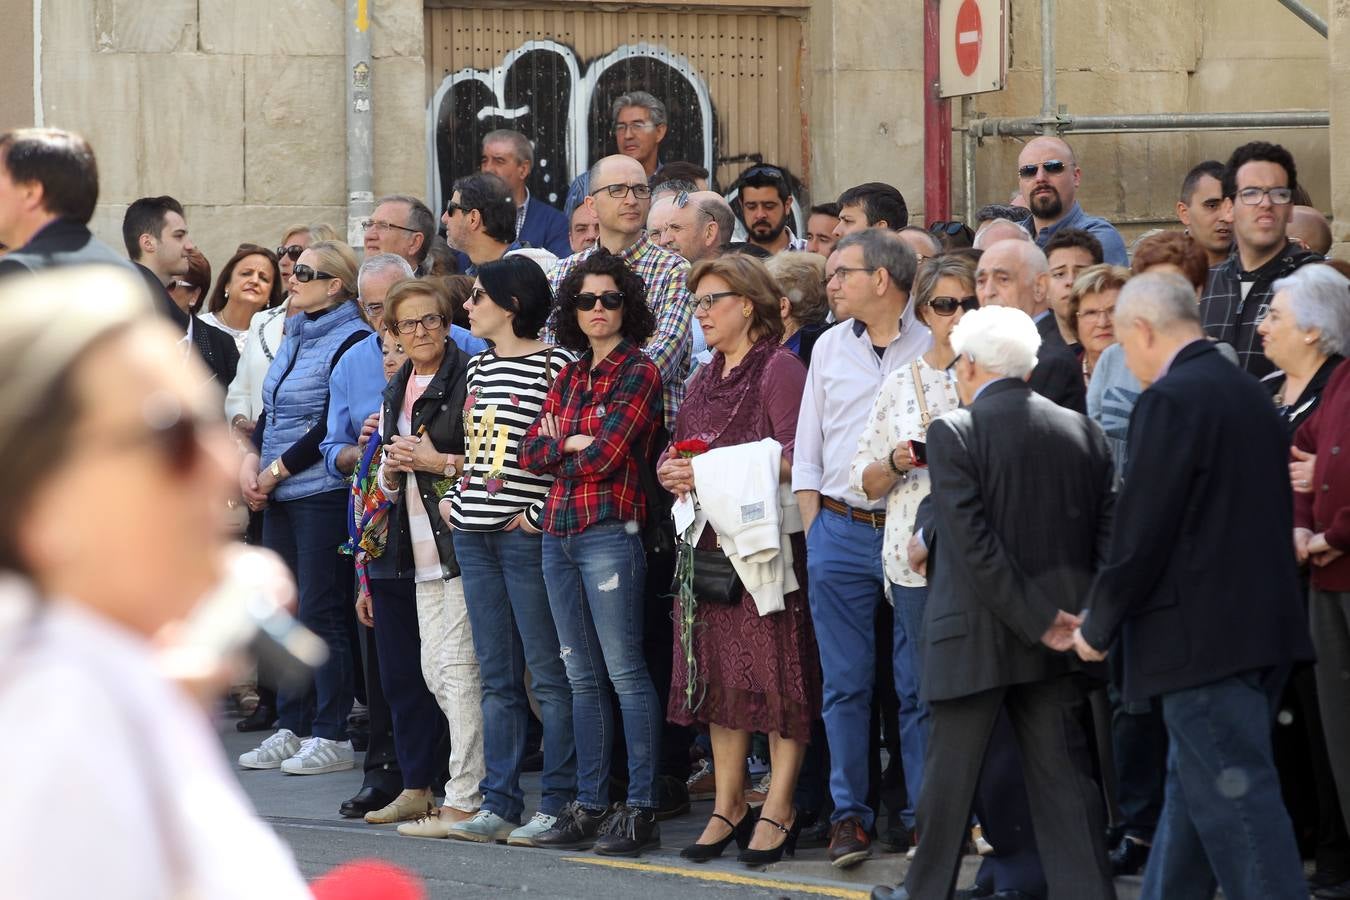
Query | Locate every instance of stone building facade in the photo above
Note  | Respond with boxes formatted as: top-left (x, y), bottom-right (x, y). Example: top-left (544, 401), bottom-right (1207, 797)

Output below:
top-left (0, 0), bottom-right (1340, 266)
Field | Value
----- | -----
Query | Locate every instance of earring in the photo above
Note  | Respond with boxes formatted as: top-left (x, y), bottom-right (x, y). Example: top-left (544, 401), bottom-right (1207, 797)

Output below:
top-left (742, 306), bottom-right (752, 318)
top-left (224, 289), bottom-right (229, 300)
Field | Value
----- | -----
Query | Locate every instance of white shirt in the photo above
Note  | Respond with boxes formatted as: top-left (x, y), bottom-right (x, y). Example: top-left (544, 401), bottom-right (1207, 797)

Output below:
top-left (793, 310), bottom-right (931, 508)
top-left (225, 303), bottom-right (289, 423)
top-left (850, 356), bottom-right (960, 585)
top-left (197, 311), bottom-right (249, 353)
top-left (0, 578), bottom-right (309, 900)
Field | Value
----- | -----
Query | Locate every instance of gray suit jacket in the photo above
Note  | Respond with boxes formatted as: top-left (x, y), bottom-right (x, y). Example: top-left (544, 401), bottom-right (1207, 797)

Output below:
top-left (921, 378), bottom-right (1115, 703)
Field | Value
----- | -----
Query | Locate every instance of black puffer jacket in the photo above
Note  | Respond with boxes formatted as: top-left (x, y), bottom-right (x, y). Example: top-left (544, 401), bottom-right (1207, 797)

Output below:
top-left (368, 342), bottom-right (469, 581)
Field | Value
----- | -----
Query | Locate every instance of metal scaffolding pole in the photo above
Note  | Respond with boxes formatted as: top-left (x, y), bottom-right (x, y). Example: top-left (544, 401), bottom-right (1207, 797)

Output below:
top-left (963, 96), bottom-right (977, 220)
top-left (968, 110), bottom-right (1329, 138)
top-left (1040, 0), bottom-right (1055, 135)
top-left (1275, 0), bottom-right (1328, 37)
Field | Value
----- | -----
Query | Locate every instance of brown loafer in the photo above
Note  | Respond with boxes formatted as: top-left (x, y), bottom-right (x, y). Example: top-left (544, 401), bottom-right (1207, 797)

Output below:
top-left (829, 816), bottom-right (872, 868)
top-left (364, 791), bottom-right (434, 824)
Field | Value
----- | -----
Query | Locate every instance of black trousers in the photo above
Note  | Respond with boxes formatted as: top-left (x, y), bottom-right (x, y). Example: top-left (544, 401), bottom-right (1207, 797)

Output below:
top-left (357, 615), bottom-right (402, 794)
top-left (904, 675), bottom-right (1115, 900)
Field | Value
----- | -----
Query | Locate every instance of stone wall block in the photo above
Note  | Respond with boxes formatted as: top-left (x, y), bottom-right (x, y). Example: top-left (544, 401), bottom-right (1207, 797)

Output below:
top-left (94, 0), bottom-right (197, 53)
top-left (373, 0), bottom-right (423, 59)
top-left (135, 53), bottom-right (245, 206)
top-left (199, 0), bottom-right (343, 56)
top-left (372, 56), bottom-right (429, 200)
top-left (41, 51), bottom-right (141, 202)
top-left (828, 0), bottom-right (922, 73)
top-left (244, 56), bottom-right (345, 206)
top-left (817, 68), bottom-right (924, 217)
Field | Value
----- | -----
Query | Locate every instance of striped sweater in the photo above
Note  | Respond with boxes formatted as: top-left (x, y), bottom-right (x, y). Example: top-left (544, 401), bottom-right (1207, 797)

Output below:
top-left (447, 346), bottom-right (575, 531)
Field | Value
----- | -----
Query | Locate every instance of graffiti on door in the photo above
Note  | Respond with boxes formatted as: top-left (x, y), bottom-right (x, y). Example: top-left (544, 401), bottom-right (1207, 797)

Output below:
top-left (426, 40), bottom-right (715, 215)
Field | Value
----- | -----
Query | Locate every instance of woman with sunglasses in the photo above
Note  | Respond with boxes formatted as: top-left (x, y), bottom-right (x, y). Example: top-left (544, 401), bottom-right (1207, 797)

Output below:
top-left (237, 241), bottom-right (373, 775)
top-left (360, 277), bottom-right (484, 835)
top-left (657, 254), bottom-right (820, 866)
top-left (435, 256), bottom-right (579, 846)
top-left (199, 245), bottom-right (284, 353)
top-left (848, 254), bottom-right (973, 839)
top-left (519, 250), bottom-right (664, 857)
top-left (0, 266), bottom-right (314, 898)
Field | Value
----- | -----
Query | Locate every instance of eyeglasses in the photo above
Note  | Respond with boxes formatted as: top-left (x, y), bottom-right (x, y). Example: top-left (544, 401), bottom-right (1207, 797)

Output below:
top-left (444, 201), bottom-right (472, 217)
top-left (590, 183), bottom-right (653, 200)
top-left (275, 244), bottom-right (304, 261)
top-left (925, 295), bottom-right (979, 316)
top-left (362, 301), bottom-right (385, 320)
top-left (393, 313), bottom-right (447, 335)
top-left (362, 219), bottom-right (418, 234)
top-left (1236, 186), bottom-right (1294, 206)
top-left (292, 264), bottom-right (336, 283)
top-left (741, 164), bottom-right (787, 182)
top-left (469, 287), bottom-right (489, 305)
top-left (84, 396), bottom-right (212, 478)
top-left (614, 121), bottom-right (656, 134)
top-left (827, 266), bottom-right (878, 282)
top-left (693, 291), bottom-right (739, 312)
top-left (575, 291), bottom-right (625, 311)
top-left (1077, 306), bottom-right (1116, 322)
top-left (928, 221), bottom-right (969, 236)
top-left (170, 279), bottom-right (198, 292)
top-left (1017, 160), bottom-right (1068, 178)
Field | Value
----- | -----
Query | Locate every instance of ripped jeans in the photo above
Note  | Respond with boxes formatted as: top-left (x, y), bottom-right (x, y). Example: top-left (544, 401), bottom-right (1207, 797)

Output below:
top-left (542, 520), bottom-right (661, 809)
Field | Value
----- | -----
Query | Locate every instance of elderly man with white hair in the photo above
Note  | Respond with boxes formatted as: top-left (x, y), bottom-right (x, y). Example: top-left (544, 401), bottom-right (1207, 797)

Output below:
top-left (1076, 273), bottom-right (1312, 900)
top-left (872, 305), bottom-right (1117, 900)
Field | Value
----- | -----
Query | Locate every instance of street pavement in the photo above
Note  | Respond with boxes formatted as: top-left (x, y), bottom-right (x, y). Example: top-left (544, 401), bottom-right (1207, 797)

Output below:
top-left (220, 720), bottom-right (1141, 899)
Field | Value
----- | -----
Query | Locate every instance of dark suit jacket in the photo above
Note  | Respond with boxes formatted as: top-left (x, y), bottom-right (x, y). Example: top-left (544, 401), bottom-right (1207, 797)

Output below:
top-left (1082, 340), bottom-right (1313, 701)
top-left (922, 378), bottom-right (1115, 703)
top-left (0, 219), bottom-right (132, 278)
top-left (518, 196), bottom-right (572, 258)
top-left (1027, 342), bottom-right (1085, 413)
top-left (134, 262), bottom-right (240, 388)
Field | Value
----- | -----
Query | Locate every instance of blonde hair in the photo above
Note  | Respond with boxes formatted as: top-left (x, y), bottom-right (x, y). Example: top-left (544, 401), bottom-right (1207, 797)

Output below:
top-left (765, 252), bottom-right (828, 330)
top-left (305, 240), bottom-right (360, 299)
top-left (1068, 264), bottom-right (1130, 323)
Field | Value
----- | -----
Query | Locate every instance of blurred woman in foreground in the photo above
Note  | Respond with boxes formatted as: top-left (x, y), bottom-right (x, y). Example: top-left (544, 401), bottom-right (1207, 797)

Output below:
top-left (0, 266), bottom-right (309, 898)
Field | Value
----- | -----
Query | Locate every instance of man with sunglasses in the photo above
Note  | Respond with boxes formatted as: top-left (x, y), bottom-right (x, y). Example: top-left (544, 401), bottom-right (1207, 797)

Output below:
top-left (1200, 141), bottom-right (1321, 377)
top-left (736, 164), bottom-right (806, 256)
top-left (1018, 137), bottom-right (1127, 267)
top-left (446, 173), bottom-right (558, 278)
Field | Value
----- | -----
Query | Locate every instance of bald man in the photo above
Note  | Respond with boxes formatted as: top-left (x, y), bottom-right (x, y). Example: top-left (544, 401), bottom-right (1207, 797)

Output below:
top-left (646, 194), bottom-right (678, 247)
top-left (972, 217), bottom-right (1032, 250)
top-left (1017, 136), bottom-right (1128, 265)
top-left (660, 191), bottom-right (733, 264)
top-left (976, 239), bottom-right (1086, 412)
top-left (1288, 205), bottom-right (1332, 255)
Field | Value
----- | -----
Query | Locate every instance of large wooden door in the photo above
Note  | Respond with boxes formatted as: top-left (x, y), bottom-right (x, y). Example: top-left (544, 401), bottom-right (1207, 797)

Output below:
top-left (424, 1), bottom-right (808, 213)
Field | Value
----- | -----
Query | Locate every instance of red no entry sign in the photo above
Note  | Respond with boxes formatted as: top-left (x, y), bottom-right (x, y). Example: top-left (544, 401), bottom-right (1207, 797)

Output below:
top-left (955, 0), bottom-right (982, 77)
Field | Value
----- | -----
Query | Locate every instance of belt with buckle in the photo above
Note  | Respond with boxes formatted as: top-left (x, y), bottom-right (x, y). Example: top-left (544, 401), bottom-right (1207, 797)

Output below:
top-left (821, 496), bottom-right (886, 528)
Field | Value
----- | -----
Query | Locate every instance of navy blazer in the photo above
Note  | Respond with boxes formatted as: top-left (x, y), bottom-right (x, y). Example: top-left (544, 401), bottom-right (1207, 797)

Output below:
top-left (1082, 339), bottom-right (1313, 701)
top-left (922, 379), bottom-right (1115, 703)
top-left (517, 196), bottom-right (571, 258)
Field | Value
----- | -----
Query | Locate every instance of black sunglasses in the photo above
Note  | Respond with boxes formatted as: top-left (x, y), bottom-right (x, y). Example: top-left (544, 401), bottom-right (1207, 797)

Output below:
top-left (925, 295), bottom-right (980, 316)
top-left (742, 164), bottom-right (786, 182)
top-left (445, 201), bottom-right (473, 217)
top-left (575, 291), bottom-right (625, 311)
top-left (94, 404), bottom-right (208, 477)
top-left (292, 263), bottom-right (336, 283)
top-left (275, 244), bottom-right (304, 261)
top-left (928, 221), bottom-right (968, 236)
top-left (1017, 160), bottom-right (1068, 178)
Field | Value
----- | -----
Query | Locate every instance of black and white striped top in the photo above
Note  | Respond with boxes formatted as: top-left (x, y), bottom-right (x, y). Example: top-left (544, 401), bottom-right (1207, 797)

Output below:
top-left (447, 346), bottom-right (575, 531)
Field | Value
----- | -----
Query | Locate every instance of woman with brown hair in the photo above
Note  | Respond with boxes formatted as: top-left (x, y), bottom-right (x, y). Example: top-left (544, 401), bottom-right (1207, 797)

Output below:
top-left (199, 244), bottom-right (284, 352)
top-left (168, 247), bottom-right (212, 315)
top-left (1068, 264), bottom-right (1131, 382)
top-left (656, 253), bottom-right (820, 866)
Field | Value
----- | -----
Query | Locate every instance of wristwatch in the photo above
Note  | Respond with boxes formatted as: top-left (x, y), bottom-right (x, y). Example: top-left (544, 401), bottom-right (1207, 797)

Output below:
top-left (443, 455), bottom-right (458, 477)
top-left (270, 460), bottom-right (283, 480)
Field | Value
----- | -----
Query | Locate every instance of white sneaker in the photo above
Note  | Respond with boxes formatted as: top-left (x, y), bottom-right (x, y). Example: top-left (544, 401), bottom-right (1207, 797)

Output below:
top-left (280, 736), bottom-right (355, 775)
top-left (447, 808), bottom-right (517, 843)
top-left (507, 811), bottom-right (558, 847)
top-left (239, 729), bottom-right (301, 769)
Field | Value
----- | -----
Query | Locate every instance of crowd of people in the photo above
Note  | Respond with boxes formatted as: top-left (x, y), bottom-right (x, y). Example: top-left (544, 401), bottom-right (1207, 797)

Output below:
top-left (0, 95), bottom-right (1348, 900)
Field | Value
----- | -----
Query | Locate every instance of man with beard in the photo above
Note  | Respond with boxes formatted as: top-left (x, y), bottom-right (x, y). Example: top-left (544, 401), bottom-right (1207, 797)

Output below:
top-left (736, 164), bottom-right (806, 255)
top-left (1176, 160), bottom-right (1232, 267)
top-left (1019, 137), bottom-right (1128, 266)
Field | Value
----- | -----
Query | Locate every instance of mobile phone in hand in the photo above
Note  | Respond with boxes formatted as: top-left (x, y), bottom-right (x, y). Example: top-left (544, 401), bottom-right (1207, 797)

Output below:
top-left (908, 439), bottom-right (928, 467)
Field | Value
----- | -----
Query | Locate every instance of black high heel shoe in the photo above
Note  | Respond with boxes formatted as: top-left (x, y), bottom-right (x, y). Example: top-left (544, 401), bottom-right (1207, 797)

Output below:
top-left (738, 811), bottom-right (801, 866)
top-left (680, 805), bottom-right (758, 863)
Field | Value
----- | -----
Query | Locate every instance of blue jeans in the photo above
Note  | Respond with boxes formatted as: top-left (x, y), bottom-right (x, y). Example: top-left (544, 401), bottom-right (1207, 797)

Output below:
top-left (264, 489), bottom-right (355, 741)
top-left (805, 503), bottom-right (888, 829)
top-left (455, 527), bottom-right (577, 821)
top-left (543, 520), bottom-right (660, 809)
top-left (1142, 668), bottom-right (1306, 900)
top-left (890, 581), bottom-right (931, 830)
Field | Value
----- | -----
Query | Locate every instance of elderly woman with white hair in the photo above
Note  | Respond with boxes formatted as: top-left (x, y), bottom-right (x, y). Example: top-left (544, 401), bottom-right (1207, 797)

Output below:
top-left (1258, 263), bottom-right (1350, 436)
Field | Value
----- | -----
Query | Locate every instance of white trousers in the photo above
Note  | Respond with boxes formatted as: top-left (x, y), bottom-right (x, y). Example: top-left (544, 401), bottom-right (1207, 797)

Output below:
top-left (415, 576), bottom-right (485, 811)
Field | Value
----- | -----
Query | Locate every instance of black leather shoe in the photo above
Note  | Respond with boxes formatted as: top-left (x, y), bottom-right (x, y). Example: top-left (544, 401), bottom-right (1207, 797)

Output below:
top-left (797, 818), bottom-right (832, 849)
top-left (1109, 835), bottom-right (1151, 877)
top-left (339, 785), bottom-right (396, 818)
top-left (594, 805), bottom-right (660, 857)
top-left (828, 817), bottom-right (872, 868)
top-left (532, 801), bottom-right (607, 850)
top-left (953, 884), bottom-right (993, 900)
top-left (1315, 880), bottom-right (1350, 900)
top-left (654, 775), bottom-right (691, 821)
top-left (236, 704), bottom-right (276, 733)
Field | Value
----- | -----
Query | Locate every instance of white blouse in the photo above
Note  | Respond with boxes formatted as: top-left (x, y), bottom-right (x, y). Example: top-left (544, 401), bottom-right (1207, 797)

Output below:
top-left (849, 355), bottom-right (960, 587)
top-left (0, 578), bottom-right (309, 900)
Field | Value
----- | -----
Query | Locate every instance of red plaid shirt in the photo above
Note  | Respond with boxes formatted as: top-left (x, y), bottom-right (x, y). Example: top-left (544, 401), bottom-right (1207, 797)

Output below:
top-left (519, 340), bottom-right (663, 536)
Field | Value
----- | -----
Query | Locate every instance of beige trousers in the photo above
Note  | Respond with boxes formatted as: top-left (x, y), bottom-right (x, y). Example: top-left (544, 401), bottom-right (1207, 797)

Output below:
top-left (415, 576), bottom-right (485, 811)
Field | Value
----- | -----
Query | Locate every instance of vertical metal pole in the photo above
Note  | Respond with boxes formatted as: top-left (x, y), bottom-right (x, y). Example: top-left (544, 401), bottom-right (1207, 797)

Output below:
top-left (346, 0), bottom-right (375, 250)
top-left (1040, 0), bottom-right (1055, 134)
top-left (963, 96), bottom-right (977, 221)
top-left (923, 0), bottom-right (951, 222)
